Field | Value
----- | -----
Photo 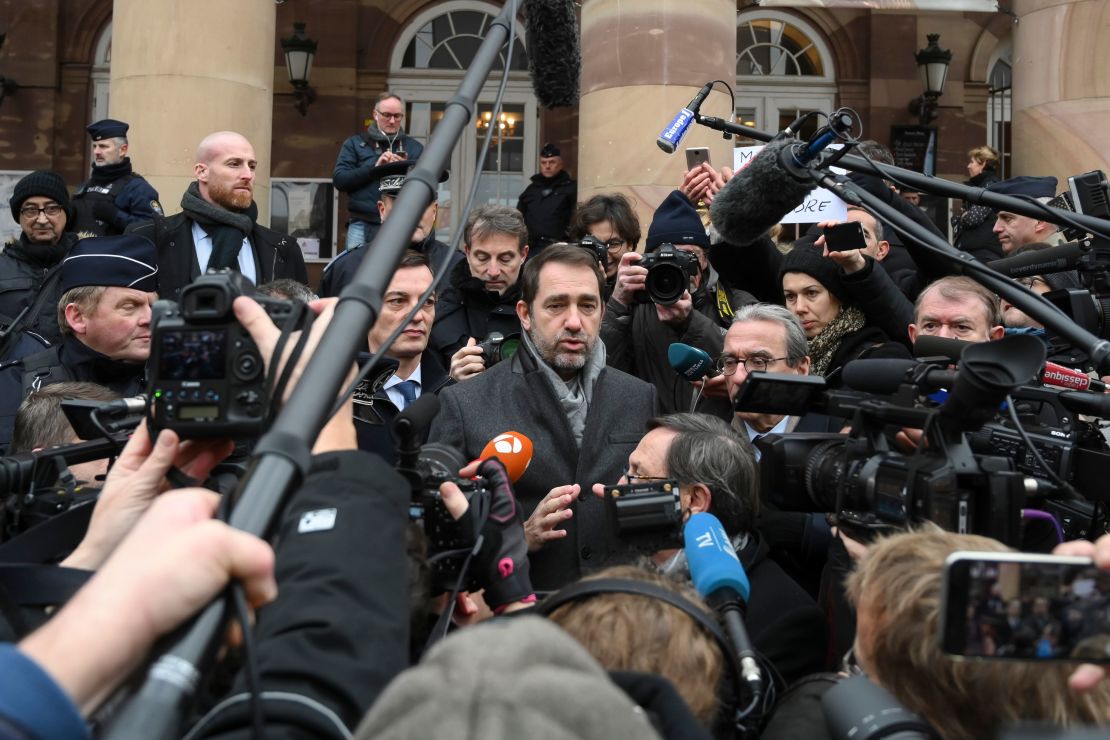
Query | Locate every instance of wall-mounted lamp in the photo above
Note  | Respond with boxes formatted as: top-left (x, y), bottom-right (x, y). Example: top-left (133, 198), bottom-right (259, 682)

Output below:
top-left (908, 33), bottom-right (951, 126)
top-left (280, 22), bottom-right (317, 116)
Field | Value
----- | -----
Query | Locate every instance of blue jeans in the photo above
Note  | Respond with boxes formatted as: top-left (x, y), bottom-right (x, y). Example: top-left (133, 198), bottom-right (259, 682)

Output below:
top-left (345, 219), bottom-right (381, 251)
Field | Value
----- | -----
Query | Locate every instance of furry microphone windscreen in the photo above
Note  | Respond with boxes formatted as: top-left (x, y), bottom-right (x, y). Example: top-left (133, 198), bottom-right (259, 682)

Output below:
top-left (708, 137), bottom-right (817, 246)
top-left (524, 0), bottom-right (581, 109)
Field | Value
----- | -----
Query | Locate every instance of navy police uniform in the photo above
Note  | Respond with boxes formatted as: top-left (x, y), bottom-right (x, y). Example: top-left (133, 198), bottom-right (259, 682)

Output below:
top-left (72, 119), bottom-right (163, 237)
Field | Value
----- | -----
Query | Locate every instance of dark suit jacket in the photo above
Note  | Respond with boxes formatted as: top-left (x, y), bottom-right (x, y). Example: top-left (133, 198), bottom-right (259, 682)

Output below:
top-left (127, 211), bottom-right (308, 300)
top-left (428, 344), bottom-right (657, 590)
top-left (740, 532), bottom-right (828, 687)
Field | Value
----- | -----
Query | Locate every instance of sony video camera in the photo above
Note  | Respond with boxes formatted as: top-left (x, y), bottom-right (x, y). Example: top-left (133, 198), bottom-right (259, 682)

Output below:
top-left (146, 271), bottom-right (309, 439)
top-left (637, 243), bottom-right (701, 305)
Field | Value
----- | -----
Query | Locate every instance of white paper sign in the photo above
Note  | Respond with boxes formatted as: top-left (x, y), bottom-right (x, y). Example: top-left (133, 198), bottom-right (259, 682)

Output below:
top-left (733, 146), bottom-right (849, 224)
top-left (297, 236), bottom-right (320, 261)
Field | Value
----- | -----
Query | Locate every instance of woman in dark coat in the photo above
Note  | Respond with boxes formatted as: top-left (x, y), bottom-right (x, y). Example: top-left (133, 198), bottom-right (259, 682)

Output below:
top-left (953, 145), bottom-right (1004, 261)
top-left (779, 246), bottom-right (910, 384)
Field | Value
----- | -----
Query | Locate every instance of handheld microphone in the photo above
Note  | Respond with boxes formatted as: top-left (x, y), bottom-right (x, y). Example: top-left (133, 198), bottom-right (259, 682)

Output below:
top-left (1042, 361), bottom-right (1107, 393)
top-left (988, 240), bottom-right (1091, 279)
top-left (524, 0), bottom-right (581, 108)
top-left (657, 82), bottom-right (714, 154)
top-left (393, 393), bottom-right (442, 494)
top-left (667, 342), bottom-right (718, 381)
top-left (840, 358), bottom-right (955, 396)
top-left (96, 395), bottom-right (148, 417)
top-left (684, 512), bottom-right (762, 692)
top-left (708, 136), bottom-right (817, 246)
top-left (479, 431), bottom-right (534, 483)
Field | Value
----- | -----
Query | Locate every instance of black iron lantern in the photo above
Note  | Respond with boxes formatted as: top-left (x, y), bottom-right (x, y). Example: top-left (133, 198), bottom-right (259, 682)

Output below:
top-left (280, 22), bottom-right (317, 116)
top-left (909, 34), bottom-right (952, 126)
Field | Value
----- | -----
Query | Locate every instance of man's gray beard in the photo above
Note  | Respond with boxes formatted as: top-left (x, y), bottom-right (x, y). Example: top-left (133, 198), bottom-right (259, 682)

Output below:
top-left (533, 331), bottom-right (593, 374)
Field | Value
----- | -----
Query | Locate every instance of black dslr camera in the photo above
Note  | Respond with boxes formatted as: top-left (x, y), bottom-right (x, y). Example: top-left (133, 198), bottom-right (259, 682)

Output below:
top-left (572, 235), bottom-right (608, 266)
top-left (476, 332), bottom-right (520, 367)
top-left (637, 243), bottom-right (700, 305)
top-left (147, 271), bottom-right (308, 438)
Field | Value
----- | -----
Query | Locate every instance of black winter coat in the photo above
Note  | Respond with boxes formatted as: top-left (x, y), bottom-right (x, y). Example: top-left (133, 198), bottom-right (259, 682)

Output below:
top-left (428, 258), bottom-right (523, 367)
top-left (517, 170), bottom-right (576, 250)
top-left (0, 233), bottom-right (80, 344)
top-left (319, 236), bottom-right (461, 299)
top-left (127, 211), bottom-right (307, 301)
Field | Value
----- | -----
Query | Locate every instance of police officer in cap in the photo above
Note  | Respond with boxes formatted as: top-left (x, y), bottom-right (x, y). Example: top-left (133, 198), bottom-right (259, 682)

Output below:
top-left (319, 160), bottom-right (457, 298)
top-left (0, 234), bottom-right (158, 452)
top-left (517, 143), bottom-right (576, 254)
top-left (72, 119), bottom-right (163, 237)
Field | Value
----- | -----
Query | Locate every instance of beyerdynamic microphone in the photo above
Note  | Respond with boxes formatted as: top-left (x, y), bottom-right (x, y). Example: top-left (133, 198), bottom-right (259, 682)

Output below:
top-left (524, 0), bottom-right (581, 108)
top-left (479, 431), bottom-right (535, 483)
top-left (988, 240), bottom-right (1090, 279)
top-left (684, 512), bottom-right (763, 694)
top-left (668, 342), bottom-right (718, 381)
top-left (657, 82), bottom-right (715, 154)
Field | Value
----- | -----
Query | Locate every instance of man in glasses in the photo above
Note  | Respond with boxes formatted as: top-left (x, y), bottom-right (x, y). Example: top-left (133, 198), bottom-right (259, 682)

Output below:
top-left (333, 91), bottom-right (424, 251)
top-left (517, 143), bottom-right (576, 254)
top-left (1, 171), bottom-right (81, 346)
top-left (720, 303), bottom-right (843, 451)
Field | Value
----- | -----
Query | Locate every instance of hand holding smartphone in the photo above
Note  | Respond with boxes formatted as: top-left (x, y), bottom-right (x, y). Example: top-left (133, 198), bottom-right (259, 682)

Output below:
top-left (823, 221), bottom-right (867, 253)
top-left (685, 147), bottom-right (711, 170)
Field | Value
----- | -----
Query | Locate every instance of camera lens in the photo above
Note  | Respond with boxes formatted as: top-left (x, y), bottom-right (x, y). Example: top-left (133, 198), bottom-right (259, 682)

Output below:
top-left (646, 263), bottom-right (686, 305)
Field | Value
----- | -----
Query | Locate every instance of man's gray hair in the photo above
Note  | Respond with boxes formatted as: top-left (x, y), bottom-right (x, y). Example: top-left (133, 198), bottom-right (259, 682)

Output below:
top-left (464, 205), bottom-right (528, 251)
top-left (658, 424), bottom-right (759, 536)
top-left (731, 303), bottom-right (809, 367)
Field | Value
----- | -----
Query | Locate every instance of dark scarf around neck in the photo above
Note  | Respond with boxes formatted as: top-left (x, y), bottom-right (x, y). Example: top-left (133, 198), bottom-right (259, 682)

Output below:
top-left (7, 232), bottom-right (73, 269)
top-left (180, 181), bottom-right (258, 272)
top-left (88, 157), bottom-right (134, 185)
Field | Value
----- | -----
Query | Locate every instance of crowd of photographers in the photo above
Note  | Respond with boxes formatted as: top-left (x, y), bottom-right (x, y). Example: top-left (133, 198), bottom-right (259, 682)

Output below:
top-left (1, 114), bottom-right (1110, 740)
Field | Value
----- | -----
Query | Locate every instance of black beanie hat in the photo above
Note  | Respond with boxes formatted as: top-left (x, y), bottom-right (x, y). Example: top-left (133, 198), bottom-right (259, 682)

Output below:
top-left (779, 246), bottom-right (850, 305)
top-left (646, 190), bottom-right (710, 251)
top-left (10, 170), bottom-right (73, 223)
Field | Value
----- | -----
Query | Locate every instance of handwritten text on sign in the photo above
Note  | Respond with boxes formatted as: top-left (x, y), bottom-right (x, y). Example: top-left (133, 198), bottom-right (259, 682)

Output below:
top-left (733, 146), bottom-right (848, 225)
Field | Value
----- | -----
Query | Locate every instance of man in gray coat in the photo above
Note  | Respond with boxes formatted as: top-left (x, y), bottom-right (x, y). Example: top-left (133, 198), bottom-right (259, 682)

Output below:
top-left (429, 244), bottom-right (656, 591)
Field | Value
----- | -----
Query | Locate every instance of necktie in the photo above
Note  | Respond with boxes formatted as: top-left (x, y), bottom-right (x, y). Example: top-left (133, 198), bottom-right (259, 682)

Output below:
top-left (395, 379), bottom-right (419, 410)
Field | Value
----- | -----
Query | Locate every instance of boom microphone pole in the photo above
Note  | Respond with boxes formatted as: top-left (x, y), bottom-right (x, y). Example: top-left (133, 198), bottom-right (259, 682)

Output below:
top-left (104, 2), bottom-right (526, 737)
top-left (695, 114), bottom-right (1110, 238)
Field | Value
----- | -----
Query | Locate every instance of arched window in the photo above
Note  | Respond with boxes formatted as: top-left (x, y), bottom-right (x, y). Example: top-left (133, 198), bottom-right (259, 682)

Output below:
top-left (390, 2), bottom-right (535, 244)
top-left (91, 22), bottom-right (112, 122)
top-left (734, 10), bottom-right (836, 141)
top-left (400, 9), bottom-right (527, 72)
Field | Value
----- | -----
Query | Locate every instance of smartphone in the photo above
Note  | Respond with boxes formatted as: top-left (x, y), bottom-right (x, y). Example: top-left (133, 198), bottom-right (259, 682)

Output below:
top-left (941, 550), bottom-right (1110, 663)
top-left (823, 221), bottom-right (867, 252)
top-left (685, 147), bottom-right (711, 170)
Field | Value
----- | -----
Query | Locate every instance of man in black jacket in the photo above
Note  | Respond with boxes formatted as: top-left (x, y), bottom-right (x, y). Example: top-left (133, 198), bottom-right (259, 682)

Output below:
top-left (127, 131), bottom-right (307, 301)
top-left (430, 205), bottom-right (528, 381)
top-left (517, 143), bottom-right (576, 253)
top-left (1, 170), bottom-right (81, 344)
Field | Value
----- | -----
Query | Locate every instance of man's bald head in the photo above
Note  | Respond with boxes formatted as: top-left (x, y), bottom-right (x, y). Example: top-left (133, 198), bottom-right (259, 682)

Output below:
top-left (193, 132), bottom-right (257, 210)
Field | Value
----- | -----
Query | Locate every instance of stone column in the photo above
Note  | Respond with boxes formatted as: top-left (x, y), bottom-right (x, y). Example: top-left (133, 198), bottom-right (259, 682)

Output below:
top-left (109, 0), bottom-right (276, 221)
top-left (578, 0), bottom-right (736, 246)
top-left (1012, 0), bottom-right (1110, 185)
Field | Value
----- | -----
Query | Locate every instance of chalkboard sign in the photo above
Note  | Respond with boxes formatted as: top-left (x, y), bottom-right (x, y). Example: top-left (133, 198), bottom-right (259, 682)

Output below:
top-left (891, 126), bottom-right (937, 176)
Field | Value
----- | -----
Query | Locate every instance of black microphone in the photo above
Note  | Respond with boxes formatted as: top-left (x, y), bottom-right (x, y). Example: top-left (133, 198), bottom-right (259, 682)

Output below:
top-left (656, 82), bottom-right (715, 154)
top-left (392, 393), bottom-right (441, 494)
top-left (524, 0), bottom-right (580, 109)
top-left (841, 358), bottom-right (955, 395)
top-left (912, 334), bottom-right (970, 363)
top-left (987, 239), bottom-right (1091, 279)
top-left (708, 136), bottom-right (817, 246)
top-left (684, 512), bottom-right (762, 695)
top-left (94, 395), bottom-right (148, 417)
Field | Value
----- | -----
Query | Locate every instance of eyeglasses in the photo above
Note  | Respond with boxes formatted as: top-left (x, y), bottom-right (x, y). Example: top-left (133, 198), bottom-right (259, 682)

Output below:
top-left (20, 204), bottom-right (64, 219)
top-left (622, 466), bottom-right (672, 485)
top-left (375, 111), bottom-right (404, 120)
top-left (1017, 276), bottom-right (1049, 289)
top-left (602, 239), bottom-right (627, 253)
top-left (715, 354), bottom-right (790, 376)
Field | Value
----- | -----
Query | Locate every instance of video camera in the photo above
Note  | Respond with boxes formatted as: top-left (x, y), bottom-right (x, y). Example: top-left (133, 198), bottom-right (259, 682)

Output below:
top-left (603, 478), bottom-right (684, 555)
top-left (738, 334), bottom-right (1110, 545)
top-left (146, 271), bottom-right (310, 439)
